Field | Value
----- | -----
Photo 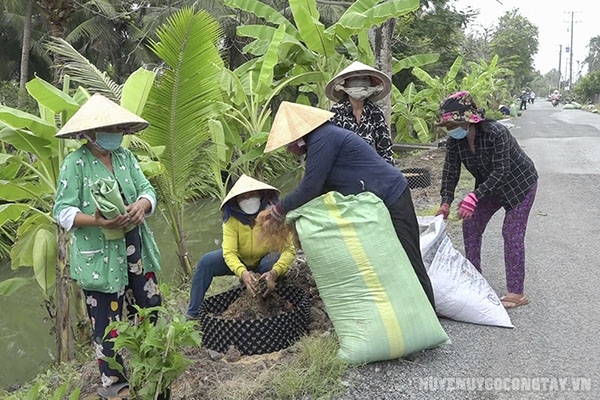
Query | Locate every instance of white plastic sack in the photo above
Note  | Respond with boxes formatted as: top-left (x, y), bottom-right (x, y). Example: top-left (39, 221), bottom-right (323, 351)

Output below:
top-left (418, 215), bottom-right (513, 328)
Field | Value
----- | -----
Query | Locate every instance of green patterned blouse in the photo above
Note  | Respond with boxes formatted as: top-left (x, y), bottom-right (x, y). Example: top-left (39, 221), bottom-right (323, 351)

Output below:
top-left (53, 146), bottom-right (161, 293)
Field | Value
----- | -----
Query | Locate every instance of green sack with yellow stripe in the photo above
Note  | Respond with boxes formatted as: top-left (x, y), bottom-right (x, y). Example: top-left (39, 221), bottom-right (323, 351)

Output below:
top-left (287, 191), bottom-right (448, 364)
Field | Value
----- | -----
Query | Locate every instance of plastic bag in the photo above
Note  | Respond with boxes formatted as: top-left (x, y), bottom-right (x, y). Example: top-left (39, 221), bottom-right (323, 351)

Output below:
top-left (418, 215), bottom-right (513, 328)
top-left (287, 192), bottom-right (449, 364)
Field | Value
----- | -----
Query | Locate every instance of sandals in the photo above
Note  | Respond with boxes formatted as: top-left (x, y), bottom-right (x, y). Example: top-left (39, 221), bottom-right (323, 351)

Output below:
top-left (97, 382), bottom-right (129, 399)
top-left (501, 293), bottom-right (529, 309)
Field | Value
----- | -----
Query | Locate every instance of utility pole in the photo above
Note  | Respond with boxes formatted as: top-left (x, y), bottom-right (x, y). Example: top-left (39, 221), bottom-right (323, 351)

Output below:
top-left (569, 11), bottom-right (574, 91)
top-left (564, 11), bottom-right (580, 91)
top-left (558, 44), bottom-right (562, 91)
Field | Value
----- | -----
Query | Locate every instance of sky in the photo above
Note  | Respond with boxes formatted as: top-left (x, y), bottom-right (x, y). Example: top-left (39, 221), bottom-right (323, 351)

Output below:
top-left (451, 0), bottom-right (600, 79)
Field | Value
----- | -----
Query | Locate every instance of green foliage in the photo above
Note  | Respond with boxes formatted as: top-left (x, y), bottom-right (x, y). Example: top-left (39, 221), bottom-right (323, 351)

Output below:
top-left (226, 0), bottom-right (419, 108)
top-left (392, 0), bottom-right (476, 89)
top-left (0, 80), bottom-right (38, 114)
top-left (213, 0), bottom-right (421, 190)
top-left (392, 54), bottom-right (512, 144)
top-left (0, 77), bottom-right (71, 298)
top-left (584, 36), bottom-right (600, 74)
top-left (44, 38), bottom-right (123, 100)
top-left (1, 359), bottom-right (84, 399)
top-left (392, 56), bottom-right (461, 143)
top-left (460, 55), bottom-right (512, 110)
top-left (574, 69), bottom-right (600, 102)
top-left (140, 8), bottom-right (225, 276)
top-left (105, 305), bottom-right (202, 399)
top-left (489, 9), bottom-right (539, 91)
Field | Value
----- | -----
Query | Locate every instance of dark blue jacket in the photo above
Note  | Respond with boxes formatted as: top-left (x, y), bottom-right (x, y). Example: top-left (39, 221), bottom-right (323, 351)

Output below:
top-left (281, 122), bottom-right (408, 212)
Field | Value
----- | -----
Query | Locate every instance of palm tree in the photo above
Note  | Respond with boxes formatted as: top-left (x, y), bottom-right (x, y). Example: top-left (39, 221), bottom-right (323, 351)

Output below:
top-left (141, 8), bottom-right (225, 277)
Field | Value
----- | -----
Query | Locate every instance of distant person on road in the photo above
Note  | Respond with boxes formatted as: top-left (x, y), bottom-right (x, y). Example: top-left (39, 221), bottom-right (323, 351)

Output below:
top-left (326, 61), bottom-right (395, 165)
top-left (519, 90), bottom-right (528, 110)
top-left (435, 91), bottom-right (538, 309)
top-left (498, 104), bottom-right (511, 116)
top-left (551, 90), bottom-right (561, 106)
top-left (529, 91), bottom-right (536, 104)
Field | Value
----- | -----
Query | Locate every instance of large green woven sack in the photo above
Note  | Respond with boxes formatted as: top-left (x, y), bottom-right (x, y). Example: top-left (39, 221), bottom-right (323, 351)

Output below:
top-left (287, 191), bottom-right (448, 364)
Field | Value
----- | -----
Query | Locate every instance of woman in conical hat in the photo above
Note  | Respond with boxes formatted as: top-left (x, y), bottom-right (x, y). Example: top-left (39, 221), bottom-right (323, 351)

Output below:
top-left (325, 61), bottom-right (395, 165)
top-left (186, 174), bottom-right (296, 319)
top-left (264, 102), bottom-right (435, 309)
top-left (435, 91), bottom-right (538, 309)
top-left (53, 93), bottom-right (161, 399)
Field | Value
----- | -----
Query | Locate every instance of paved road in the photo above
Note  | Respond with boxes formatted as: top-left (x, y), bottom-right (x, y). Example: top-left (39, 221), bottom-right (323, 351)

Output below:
top-left (336, 100), bottom-right (600, 400)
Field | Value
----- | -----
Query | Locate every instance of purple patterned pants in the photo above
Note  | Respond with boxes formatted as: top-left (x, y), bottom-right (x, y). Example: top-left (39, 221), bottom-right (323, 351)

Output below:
top-left (462, 182), bottom-right (537, 294)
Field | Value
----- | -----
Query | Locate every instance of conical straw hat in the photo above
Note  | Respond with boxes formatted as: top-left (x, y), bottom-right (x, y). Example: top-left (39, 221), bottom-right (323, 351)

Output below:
top-left (220, 174), bottom-right (280, 209)
top-left (264, 102), bottom-right (334, 153)
top-left (325, 61), bottom-right (392, 102)
top-left (55, 93), bottom-right (149, 138)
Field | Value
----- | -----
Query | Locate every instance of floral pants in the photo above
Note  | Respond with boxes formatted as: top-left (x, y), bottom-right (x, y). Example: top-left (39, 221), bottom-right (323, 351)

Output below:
top-left (462, 183), bottom-right (537, 294)
top-left (83, 226), bottom-right (162, 388)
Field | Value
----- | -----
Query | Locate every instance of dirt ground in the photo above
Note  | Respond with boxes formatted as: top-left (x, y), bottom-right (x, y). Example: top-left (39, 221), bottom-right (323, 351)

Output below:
top-left (77, 147), bottom-right (449, 400)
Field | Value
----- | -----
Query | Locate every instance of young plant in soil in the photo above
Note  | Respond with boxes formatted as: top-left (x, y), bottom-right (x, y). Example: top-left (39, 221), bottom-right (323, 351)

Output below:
top-left (105, 305), bottom-right (202, 399)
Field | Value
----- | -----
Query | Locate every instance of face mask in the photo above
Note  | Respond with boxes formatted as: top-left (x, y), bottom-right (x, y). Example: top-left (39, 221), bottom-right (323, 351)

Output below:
top-left (95, 132), bottom-right (123, 151)
top-left (448, 127), bottom-right (468, 140)
top-left (238, 197), bottom-right (261, 214)
top-left (338, 85), bottom-right (382, 101)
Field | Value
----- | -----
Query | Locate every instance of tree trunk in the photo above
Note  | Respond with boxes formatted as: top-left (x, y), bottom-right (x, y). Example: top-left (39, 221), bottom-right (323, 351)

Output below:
top-left (56, 226), bottom-right (73, 362)
top-left (36, 0), bottom-right (76, 85)
top-left (368, 18), bottom-right (396, 127)
top-left (175, 216), bottom-right (193, 278)
top-left (18, 0), bottom-right (33, 108)
top-left (72, 281), bottom-right (91, 344)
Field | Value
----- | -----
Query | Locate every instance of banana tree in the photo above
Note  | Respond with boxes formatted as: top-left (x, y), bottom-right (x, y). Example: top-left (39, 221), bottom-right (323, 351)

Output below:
top-left (0, 76), bottom-right (83, 362)
top-left (206, 0), bottom-right (421, 190)
top-left (225, 0), bottom-right (420, 109)
top-left (393, 54), bottom-right (515, 144)
top-left (390, 55), bottom-right (462, 143)
top-left (207, 22), bottom-right (327, 195)
top-left (460, 55), bottom-right (512, 111)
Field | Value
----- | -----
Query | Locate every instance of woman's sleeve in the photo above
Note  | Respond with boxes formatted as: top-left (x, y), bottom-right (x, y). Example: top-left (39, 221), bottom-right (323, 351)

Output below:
top-left (271, 236), bottom-right (296, 277)
top-left (281, 129), bottom-right (337, 212)
top-left (53, 156), bottom-right (83, 229)
top-left (440, 140), bottom-right (461, 205)
top-left (222, 219), bottom-right (246, 277)
top-left (372, 107), bottom-right (395, 165)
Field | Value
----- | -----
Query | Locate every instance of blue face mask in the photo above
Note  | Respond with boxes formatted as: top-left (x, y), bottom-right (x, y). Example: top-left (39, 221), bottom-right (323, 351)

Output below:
top-left (448, 127), bottom-right (468, 140)
top-left (95, 132), bottom-right (123, 151)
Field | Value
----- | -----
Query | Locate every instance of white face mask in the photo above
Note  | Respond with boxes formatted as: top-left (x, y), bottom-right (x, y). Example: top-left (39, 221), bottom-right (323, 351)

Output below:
top-left (238, 197), bottom-right (261, 214)
top-left (340, 85), bottom-right (382, 101)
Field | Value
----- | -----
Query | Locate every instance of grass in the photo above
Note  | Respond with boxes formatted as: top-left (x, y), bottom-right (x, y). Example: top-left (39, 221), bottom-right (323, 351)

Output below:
top-left (268, 333), bottom-right (348, 399)
top-left (1, 359), bottom-right (84, 399)
top-left (202, 332), bottom-right (347, 400)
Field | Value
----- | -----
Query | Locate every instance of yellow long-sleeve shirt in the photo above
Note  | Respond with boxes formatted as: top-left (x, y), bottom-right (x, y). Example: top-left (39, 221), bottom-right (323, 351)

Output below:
top-left (222, 217), bottom-right (295, 277)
